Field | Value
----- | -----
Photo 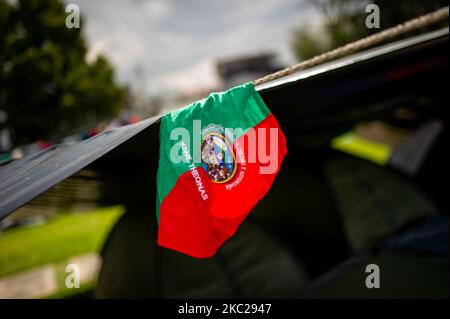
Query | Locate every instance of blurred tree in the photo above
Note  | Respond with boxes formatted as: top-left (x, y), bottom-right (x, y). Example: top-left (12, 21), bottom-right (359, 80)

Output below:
top-left (0, 0), bottom-right (124, 146)
top-left (292, 0), bottom-right (367, 61)
top-left (292, 0), bottom-right (448, 61)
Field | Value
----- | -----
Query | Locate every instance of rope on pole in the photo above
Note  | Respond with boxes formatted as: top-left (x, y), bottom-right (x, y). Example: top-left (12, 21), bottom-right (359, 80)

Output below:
top-left (254, 6), bottom-right (449, 86)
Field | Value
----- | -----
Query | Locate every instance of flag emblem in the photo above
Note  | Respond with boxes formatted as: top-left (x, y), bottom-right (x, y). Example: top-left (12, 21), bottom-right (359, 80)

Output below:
top-left (201, 130), bottom-right (237, 184)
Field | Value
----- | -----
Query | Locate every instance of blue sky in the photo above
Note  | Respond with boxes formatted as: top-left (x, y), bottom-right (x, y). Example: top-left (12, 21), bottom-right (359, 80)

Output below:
top-left (64, 0), bottom-right (320, 95)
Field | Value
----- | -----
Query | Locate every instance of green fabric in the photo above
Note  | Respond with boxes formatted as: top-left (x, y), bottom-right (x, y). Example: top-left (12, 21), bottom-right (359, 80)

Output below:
top-left (156, 82), bottom-right (270, 222)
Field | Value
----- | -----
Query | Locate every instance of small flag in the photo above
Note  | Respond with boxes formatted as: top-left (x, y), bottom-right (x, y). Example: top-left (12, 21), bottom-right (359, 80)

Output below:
top-left (156, 82), bottom-right (287, 258)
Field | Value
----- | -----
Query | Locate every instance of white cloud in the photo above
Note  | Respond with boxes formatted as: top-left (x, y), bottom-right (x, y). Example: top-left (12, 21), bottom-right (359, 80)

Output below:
top-left (157, 59), bottom-right (221, 95)
top-left (64, 0), bottom-right (320, 95)
top-left (144, 0), bottom-right (171, 19)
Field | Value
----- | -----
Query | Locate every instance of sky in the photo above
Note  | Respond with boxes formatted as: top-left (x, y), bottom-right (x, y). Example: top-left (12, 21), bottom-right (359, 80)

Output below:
top-left (63, 0), bottom-right (320, 96)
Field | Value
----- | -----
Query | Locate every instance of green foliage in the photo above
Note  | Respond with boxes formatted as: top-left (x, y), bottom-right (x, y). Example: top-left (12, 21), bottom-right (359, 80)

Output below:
top-left (291, 0), bottom-right (449, 61)
top-left (44, 278), bottom-right (96, 299)
top-left (292, 29), bottom-right (328, 62)
top-left (0, 206), bottom-right (124, 278)
top-left (292, 0), bottom-right (368, 61)
top-left (0, 0), bottom-right (124, 145)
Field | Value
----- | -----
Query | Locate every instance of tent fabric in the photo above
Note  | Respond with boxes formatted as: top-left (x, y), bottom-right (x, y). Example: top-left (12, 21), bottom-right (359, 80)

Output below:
top-left (324, 153), bottom-right (438, 253)
top-left (0, 116), bottom-right (160, 219)
top-left (96, 206), bottom-right (309, 298)
top-left (303, 215), bottom-right (449, 299)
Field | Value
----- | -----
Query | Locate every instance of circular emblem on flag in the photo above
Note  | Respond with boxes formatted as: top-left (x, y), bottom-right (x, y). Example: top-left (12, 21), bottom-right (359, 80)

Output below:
top-left (201, 131), bottom-right (237, 184)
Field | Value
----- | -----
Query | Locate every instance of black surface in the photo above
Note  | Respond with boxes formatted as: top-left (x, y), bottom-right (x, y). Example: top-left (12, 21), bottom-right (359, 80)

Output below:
top-left (0, 116), bottom-right (160, 218)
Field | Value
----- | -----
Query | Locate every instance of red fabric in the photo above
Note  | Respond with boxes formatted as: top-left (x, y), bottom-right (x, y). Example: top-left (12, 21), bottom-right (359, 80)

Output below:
top-left (158, 114), bottom-right (287, 258)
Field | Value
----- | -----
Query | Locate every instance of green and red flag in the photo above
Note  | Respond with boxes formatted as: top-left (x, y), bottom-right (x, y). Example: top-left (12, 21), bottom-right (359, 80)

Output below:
top-left (156, 82), bottom-right (287, 258)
